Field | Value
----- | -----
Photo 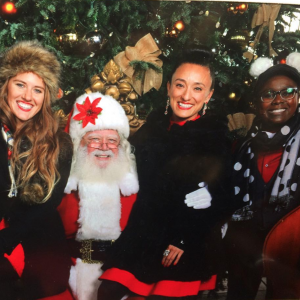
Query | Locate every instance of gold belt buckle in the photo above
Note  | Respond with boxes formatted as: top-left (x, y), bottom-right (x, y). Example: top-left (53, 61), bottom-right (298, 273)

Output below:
top-left (79, 239), bottom-right (115, 264)
top-left (80, 239), bottom-right (101, 264)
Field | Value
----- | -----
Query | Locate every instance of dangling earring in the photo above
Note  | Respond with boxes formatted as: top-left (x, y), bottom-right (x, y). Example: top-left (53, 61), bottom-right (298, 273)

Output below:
top-left (202, 102), bottom-right (208, 116)
top-left (164, 97), bottom-right (170, 115)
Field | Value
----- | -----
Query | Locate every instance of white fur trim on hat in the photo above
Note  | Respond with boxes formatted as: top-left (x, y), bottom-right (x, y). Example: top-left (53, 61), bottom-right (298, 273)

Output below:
top-left (249, 57), bottom-right (274, 77)
top-left (286, 52), bottom-right (300, 72)
top-left (69, 92), bottom-right (130, 145)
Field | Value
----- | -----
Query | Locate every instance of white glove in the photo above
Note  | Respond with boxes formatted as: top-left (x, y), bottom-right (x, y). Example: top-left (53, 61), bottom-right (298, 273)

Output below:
top-left (184, 182), bottom-right (212, 209)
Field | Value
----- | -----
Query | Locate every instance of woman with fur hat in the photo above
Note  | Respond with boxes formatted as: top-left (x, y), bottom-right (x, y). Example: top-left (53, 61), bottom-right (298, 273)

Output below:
top-left (225, 53), bottom-right (300, 300)
top-left (0, 41), bottom-right (73, 299)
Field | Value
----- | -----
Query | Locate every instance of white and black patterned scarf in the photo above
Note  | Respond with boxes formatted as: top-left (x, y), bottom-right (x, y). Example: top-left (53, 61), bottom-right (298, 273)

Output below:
top-left (232, 107), bottom-right (300, 221)
top-left (1, 124), bottom-right (17, 198)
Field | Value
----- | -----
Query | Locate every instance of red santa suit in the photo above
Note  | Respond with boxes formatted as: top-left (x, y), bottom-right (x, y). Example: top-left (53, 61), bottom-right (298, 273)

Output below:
top-left (57, 92), bottom-right (139, 300)
top-left (57, 188), bottom-right (137, 300)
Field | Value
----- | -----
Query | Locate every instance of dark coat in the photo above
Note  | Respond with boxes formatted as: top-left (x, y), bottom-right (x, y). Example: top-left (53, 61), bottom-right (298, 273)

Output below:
top-left (0, 125), bottom-right (73, 300)
top-left (102, 108), bottom-right (232, 283)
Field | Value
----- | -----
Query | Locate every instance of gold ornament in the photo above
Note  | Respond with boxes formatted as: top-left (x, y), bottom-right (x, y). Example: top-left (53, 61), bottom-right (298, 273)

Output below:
top-left (54, 109), bottom-right (69, 130)
top-left (101, 59), bottom-right (123, 84)
top-left (128, 91), bottom-right (138, 101)
top-left (118, 82), bottom-right (132, 94)
top-left (85, 59), bottom-right (145, 135)
top-left (85, 87), bottom-right (92, 94)
top-left (91, 81), bottom-right (105, 93)
top-left (105, 86), bottom-right (120, 100)
top-left (91, 74), bottom-right (101, 84)
top-left (114, 33), bottom-right (163, 96)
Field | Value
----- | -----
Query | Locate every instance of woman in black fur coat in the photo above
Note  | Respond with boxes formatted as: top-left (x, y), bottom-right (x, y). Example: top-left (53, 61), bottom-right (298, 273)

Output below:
top-left (98, 49), bottom-right (232, 300)
top-left (0, 41), bottom-right (73, 300)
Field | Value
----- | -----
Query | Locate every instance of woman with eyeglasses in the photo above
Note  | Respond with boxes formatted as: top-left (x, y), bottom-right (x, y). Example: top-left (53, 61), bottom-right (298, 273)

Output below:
top-left (225, 56), bottom-right (300, 300)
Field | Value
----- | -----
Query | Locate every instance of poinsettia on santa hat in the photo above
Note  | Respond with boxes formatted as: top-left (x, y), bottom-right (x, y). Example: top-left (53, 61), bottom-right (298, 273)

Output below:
top-left (73, 96), bottom-right (103, 128)
top-left (69, 92), bottom-right (130, 146)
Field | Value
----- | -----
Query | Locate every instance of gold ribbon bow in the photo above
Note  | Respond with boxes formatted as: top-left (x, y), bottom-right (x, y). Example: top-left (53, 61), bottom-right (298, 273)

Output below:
top-left (243, 4), bottom-right (281, 62)
top-left (114, 33), bottom-right (163, 96)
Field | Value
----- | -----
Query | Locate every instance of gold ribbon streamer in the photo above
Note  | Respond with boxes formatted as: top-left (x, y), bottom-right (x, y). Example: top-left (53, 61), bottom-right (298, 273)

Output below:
top-left (114, 33), bottom-right (163, 96)
top-left (243, 4), bottom-right (281, 62)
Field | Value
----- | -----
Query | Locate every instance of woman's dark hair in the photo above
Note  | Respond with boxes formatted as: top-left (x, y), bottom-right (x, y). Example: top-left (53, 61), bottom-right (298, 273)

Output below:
top-left (168, 48), bottom-right (215, 90)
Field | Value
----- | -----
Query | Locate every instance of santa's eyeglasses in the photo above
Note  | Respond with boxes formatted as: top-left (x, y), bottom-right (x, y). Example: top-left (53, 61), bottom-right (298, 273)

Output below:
top-left (84, 137), bottom-right (120, 149)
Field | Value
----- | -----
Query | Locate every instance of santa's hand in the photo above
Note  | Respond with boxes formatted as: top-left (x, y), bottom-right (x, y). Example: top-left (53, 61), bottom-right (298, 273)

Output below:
top-left (184, 182), bottom-right (212, 209)
top-left (64, 176), bottom-right (78, 194)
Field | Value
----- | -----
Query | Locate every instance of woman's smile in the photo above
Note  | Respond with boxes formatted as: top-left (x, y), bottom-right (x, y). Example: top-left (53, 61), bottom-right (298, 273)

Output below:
top-left (16, 100), bottom-right (34, 111)
top-left (177, 102), bottom-right (193, 110)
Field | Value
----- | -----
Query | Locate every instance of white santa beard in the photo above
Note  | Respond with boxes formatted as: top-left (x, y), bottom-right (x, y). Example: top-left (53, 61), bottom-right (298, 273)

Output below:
top-left (73, 146), bottom-right (131, 184)
top-left (73, 146), bottom-right (132, 241)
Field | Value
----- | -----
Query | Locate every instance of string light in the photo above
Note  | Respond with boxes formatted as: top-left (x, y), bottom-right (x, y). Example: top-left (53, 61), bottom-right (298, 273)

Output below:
top-left (174, 20), bottom-right (185, 32)
top-left (2, 2), bottom-right (17, 14)
top-left (227, 3), bottom-right (248, 15)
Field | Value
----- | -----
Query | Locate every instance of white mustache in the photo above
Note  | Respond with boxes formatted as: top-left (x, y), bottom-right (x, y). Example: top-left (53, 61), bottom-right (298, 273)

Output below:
top-left (91, 149), bottom-right (115, 158)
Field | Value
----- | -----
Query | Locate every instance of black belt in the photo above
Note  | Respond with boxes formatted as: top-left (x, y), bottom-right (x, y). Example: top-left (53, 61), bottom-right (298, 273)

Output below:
top-left (67, 239), bottom-right (115, 264)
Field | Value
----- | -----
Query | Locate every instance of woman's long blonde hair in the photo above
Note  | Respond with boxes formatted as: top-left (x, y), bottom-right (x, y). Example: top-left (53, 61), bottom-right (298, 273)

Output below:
top-left (0, 78), bottom-right (60, 204)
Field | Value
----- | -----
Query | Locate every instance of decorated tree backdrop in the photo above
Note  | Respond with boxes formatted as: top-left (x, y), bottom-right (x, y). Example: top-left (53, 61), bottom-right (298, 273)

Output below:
top-left (0, 0), bottom-right (299, 119)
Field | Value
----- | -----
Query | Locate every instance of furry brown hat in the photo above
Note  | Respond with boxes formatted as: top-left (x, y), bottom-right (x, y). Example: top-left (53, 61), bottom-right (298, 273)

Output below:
top-left (0, 40), bottom-right (61, 102)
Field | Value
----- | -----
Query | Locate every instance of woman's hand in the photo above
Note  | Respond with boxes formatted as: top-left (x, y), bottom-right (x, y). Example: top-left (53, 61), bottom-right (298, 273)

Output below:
top-left (161, 245), bottom-right (184, 267)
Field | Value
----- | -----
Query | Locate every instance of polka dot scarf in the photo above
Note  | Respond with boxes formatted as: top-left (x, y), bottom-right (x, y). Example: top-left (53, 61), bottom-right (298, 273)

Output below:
top-left (1, 124), bottom-right (17, 198)
top-left (232, 108), bottom-right (300, 221)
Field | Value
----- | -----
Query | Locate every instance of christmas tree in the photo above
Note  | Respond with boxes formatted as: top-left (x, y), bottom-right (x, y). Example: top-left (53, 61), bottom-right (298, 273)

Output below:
top-left (0, 0), bottom-right (299, 118)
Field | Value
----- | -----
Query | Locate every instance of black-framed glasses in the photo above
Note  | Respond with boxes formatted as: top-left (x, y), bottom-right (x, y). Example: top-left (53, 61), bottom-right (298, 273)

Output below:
top-left (260, 87), bottom-right (298, 103)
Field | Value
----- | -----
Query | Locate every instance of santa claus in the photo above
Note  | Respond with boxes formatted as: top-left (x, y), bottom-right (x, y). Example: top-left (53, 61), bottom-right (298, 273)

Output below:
top-left (57, 92), bottom-right (139, 300)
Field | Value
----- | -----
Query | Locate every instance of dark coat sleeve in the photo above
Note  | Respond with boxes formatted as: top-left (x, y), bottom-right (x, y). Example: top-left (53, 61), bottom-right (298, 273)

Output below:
top-left (163, 115), bottom-right (233, 250)
top-left (0, 131), bottom-right (73, 255)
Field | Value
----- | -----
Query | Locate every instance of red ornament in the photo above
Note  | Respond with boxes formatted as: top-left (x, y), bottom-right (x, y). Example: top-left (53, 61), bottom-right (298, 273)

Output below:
top-left (57, 88), bottom-right (64, 99)
top-left (73, 97), bottom-right (102, 128)
top-left (280, 59), bottom-right (286, 64)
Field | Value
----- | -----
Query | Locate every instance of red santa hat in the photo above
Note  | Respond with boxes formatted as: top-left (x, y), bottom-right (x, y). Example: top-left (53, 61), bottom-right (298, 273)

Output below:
top-left (69, 92), bottom-right (130, 145)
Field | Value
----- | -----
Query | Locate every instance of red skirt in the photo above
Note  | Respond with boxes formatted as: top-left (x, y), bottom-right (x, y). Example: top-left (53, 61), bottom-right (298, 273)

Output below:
top-left (100, 267), bottom-right (216, 297)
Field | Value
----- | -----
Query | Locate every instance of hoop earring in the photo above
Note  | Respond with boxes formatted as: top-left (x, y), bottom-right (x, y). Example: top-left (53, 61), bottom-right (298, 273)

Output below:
top-left (164, 97), bottom-right (170, 115)
top-left (202, 102), bottom-right (208, 115)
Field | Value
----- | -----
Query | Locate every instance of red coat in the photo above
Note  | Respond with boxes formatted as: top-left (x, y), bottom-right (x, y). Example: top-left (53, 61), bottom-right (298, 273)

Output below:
top-left (57, 191), bottom-right (137, 242)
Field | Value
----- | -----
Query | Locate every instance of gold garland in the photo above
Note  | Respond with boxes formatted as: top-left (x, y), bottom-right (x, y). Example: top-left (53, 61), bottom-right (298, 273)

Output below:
top-left (243, 4), bottom-right (281, 63)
